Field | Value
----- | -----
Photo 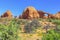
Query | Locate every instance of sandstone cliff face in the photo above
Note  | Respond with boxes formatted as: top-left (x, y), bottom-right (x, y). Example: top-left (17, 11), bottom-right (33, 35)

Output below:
top-left (19, 6), bottom-right (39, 19)
top-left (1, 10), bottom-right (13, 18)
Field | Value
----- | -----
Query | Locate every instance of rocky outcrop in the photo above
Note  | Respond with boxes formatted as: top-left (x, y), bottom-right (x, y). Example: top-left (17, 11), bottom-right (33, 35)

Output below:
top-left (43, 16), bottom-right (48, 19)
top-left (37, 11), bottom-right (46, 18)
top-left (53, 12), bottom-right (60, 19)
top-left (19, 6), bottom-right (39, 19)
top-left (37, 11), bottom-right (54, 19)
top-left (47, 14), bottom-right (55, 19)
top-left (19, 6), bottom-right (60, 19)
top-left (1, 10), bottom-right (13, 18)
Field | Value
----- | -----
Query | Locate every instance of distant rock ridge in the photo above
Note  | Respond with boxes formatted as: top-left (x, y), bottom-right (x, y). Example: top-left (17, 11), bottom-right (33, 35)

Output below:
top-left (1, 6), bottom-right (60, 19)
top-left (19, 6), bottom-right (57, 19)
top-left (19, 6), bottom-right (60, 19)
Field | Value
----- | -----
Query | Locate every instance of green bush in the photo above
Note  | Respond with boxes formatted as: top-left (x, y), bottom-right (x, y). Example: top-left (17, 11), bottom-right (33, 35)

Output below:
top-left (42, 30), bottom-right (60, 40)
top-left (54, 25), bottom-right (60, 33)
top-left (0, 18), bottom-right (20, 40)
top-left (48, 19), bottom-right (60, 25)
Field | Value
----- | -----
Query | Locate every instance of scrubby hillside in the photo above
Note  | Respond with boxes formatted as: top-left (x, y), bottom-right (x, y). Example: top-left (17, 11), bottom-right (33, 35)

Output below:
top-left (0, 18), bottom-right (60, 40)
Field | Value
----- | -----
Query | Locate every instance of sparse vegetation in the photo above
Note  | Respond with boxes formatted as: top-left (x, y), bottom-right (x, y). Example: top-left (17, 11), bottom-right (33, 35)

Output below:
top-left (42, 29), bottom-right (60, 40)
top-left (0, 19), bottom-right (20, 40)
top-left (42, 19), bottom-right (60, 40)
top-left (0, 18), bottom-right (60, 40)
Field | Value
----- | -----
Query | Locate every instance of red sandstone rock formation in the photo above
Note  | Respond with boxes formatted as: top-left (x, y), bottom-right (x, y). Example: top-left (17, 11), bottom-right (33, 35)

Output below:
top-left (19, 6), bottom-right (60, 19)
top-left (47, 13), bottom-right (55, 19)
top-left (48, 12), bottom-right (60, 19)
top-left (19, 6), bottom-right (39, 19)
top-left (38, 11), bottom-right (56, 19)
top-left (37, 11), bottom-right (46, 18)
top-left (52, 12), bottom-right (60, 19)
top-left (1, 10), bottom-right (13, 18)
top-left (43, 16), bottom-right (48, 19)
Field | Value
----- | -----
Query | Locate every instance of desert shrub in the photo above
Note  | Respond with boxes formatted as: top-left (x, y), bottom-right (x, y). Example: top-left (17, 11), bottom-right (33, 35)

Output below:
top-left (11, 18), bottom-right (17, 22)
top-left (42, 29), bottom-right (60, 40)
top-left (0, 19), bottom-right (20, 40)
top-left (17, 19), bottom-right (29, 25)
top-left (47, 18), bottom-right (52, 22)
top-left (48, 19), bottom-right (60, 25)
top-left (42, 19), bottom-right (60, 40)
top-left (38, 18), bottom-right (43, 21)
top-left (52, 20), bottom-right (60, 25)
top-left (54, 25), bottom-right (60, 33)
top-left (24, 19), bottom-right (41, 33)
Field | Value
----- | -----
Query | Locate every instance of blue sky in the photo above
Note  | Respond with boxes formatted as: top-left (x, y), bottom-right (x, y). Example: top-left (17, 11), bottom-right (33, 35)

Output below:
top-left (0, 0), bottom-right (60, 16)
